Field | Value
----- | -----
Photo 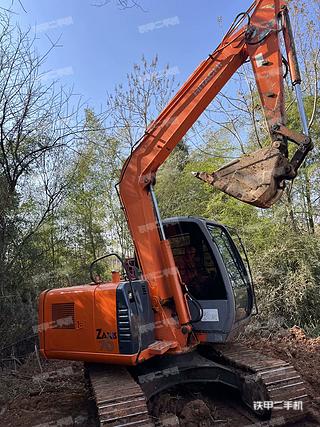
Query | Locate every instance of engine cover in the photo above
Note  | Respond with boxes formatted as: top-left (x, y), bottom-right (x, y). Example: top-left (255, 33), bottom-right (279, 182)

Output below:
top-left (38, 280), bottom-right (155, 365)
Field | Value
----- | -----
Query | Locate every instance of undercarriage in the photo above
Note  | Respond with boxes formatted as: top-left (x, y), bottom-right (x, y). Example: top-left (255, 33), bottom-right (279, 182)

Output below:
top-left (87, 342), bottom-right (309, 426)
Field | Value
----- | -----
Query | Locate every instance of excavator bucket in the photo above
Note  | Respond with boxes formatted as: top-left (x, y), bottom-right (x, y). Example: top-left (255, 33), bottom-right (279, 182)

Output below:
top-left (194, 145), bottom-right (293, 209)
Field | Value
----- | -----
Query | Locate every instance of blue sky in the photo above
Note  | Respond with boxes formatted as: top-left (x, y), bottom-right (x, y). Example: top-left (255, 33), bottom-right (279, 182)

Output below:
top-left (4, 0), bottom-right (254, 111)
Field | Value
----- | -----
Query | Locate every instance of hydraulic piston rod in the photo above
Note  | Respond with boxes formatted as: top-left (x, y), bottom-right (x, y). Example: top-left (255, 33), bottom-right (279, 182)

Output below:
top-left (282, 7), bottom-right (309, 136)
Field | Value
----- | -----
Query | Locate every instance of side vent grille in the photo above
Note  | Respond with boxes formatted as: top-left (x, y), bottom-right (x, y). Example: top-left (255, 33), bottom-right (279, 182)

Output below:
top-left (52, 302), bottom-right (75, 329)
top-left (141, 284), bottom-right (147, 295)
top-left (117, 307), bottom-right (131, 343)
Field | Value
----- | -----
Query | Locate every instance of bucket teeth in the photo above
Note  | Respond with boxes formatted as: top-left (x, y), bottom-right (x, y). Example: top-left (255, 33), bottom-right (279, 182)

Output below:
top-left (194, 146), bottom-right (293, 209)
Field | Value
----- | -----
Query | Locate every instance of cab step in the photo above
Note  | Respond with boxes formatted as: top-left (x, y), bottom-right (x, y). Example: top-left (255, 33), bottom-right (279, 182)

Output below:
top-left (148, 340), bottom-right (177, 355)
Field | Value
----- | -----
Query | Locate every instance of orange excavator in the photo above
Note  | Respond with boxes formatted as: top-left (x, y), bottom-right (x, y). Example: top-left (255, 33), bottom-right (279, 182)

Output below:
top-left (38, 0), bottom-right (312, 425)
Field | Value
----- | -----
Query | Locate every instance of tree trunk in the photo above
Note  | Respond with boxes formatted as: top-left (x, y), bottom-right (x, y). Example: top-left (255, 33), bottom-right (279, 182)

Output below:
top-left (285, 189), bottom-right (297, 232)
top-left (303, 169), bottom-right (315, 234)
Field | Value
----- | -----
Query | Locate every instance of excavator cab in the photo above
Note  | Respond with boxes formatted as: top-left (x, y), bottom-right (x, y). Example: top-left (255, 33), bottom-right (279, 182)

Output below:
top-left (163, 217), bottom-right (254, 343)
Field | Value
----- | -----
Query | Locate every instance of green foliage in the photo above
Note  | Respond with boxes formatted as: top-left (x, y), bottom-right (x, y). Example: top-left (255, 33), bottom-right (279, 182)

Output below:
top-left (156, 145), bottom-right (216, 218)
top-left (253, 230), bottom-right (320, 327)
top-left (56, 109), bottom-right (125, 283)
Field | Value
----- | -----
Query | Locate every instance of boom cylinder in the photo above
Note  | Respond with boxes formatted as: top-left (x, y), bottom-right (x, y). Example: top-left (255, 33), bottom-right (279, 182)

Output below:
top-left (149, 185), bottom-right (166, 240)
top-left (160, 239), bottom-right (191, 329)
top-left (149, 185), bottom-right (191, 329)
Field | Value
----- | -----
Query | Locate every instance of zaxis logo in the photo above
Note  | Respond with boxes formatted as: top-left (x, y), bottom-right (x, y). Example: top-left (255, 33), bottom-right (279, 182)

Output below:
top-left (96, 328), bottom-right (117, 340)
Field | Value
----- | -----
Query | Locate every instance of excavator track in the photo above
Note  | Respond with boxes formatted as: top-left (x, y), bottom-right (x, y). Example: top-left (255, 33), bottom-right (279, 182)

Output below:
top-left (87, 343), bottom-right (310, 426)
top-left (212, 343), bottom-right (310, 425)
top-left (87, 363), bottom-right (153, 426)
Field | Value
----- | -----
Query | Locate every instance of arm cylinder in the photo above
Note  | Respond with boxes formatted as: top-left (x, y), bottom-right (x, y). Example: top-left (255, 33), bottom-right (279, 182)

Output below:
top-left (282, 7), bottom-right (301, 85)
top-left (282, 7), bottom-right (309, 136)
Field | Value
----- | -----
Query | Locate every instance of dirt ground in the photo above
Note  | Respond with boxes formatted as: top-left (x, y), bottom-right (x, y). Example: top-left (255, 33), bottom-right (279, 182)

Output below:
top-left (0, 326), bottom-right (319, 427)
top-left (242, 326), bottom-right (320, 426)
top-left (0, 358), bottom-right (97, 427)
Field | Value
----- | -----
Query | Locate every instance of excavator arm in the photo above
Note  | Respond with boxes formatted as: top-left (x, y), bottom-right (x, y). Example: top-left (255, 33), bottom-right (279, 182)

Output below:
top-left (196, 1), bottom-right (312, 207)
top-left (118, 0), bottom-right (312, 342)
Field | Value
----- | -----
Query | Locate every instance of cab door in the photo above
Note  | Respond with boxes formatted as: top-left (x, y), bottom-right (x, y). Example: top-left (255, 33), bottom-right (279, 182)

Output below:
top-left (206, 223), bottom-right (254, 322)
top-left (163, 218), bottom-right (254, 343)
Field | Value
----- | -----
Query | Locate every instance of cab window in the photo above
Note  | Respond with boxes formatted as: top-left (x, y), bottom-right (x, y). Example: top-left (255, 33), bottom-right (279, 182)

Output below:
top-left (164, 222), bottom-right (227, 300)
top-left (207, 224), bottom-right (251, 321)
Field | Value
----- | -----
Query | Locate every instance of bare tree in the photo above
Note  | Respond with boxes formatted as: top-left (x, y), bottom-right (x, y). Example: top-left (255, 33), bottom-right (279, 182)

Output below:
top-left (102, 56), bottom-right (178, 255)
top-left (91, 0), bottom-right (143, 10)
top-left (0, 12), bottom-right (82, 293)
top-left (106, 55), bottom-right (177, 148)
